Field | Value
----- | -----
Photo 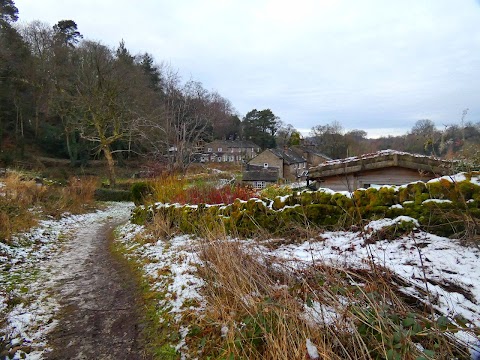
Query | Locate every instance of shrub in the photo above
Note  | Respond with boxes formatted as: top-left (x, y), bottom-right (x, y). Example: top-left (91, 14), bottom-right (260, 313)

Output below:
top-left (259, 184), bottom-right (293, 199)
top-left (131, 182), bottom-right (154, 205)
top-left (94, 188), bottom-right (132, 202)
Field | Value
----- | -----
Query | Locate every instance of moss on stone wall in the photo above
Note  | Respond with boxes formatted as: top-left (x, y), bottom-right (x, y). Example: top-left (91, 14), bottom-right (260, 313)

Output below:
top-left (131, 173), bottom-right (480, 239)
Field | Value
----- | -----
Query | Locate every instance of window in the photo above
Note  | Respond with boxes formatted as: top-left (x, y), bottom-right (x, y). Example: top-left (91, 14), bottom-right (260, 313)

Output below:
top-left (207, 148), bottom-right (212, 152)
top-left (229, 156), bottom-right (234, 162)
top-left (254, 181), bottom-right (266, 189)
top-left (218, 147), bottom-right (222, 152)
top-left (217, 157), bottom-right (222, 162)
top-left (264, 163), bottom-right (268, 168)
top-left (303, 163), bottom-right (307, 168)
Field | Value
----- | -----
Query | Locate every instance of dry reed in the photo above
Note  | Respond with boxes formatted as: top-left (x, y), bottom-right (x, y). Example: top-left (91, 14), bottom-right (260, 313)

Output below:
top-left (0, 173), bottom-right (99, 242)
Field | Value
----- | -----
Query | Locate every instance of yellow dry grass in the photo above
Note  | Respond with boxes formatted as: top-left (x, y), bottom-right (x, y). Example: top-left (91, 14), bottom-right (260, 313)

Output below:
top-left (0, 172), bottom-right (98, 242)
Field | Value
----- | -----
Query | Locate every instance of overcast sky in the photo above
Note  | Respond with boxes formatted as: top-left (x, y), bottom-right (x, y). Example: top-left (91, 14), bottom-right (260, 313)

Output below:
top-left (14, 0), bottom-right (480, 138)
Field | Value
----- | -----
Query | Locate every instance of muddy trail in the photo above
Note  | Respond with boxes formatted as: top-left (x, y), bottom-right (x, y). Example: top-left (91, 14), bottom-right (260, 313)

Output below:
top-left (44, 212), bottom-right (148, 360)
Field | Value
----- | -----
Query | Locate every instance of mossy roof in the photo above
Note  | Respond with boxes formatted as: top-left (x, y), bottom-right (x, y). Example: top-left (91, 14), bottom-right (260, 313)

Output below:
top-left (308, 150), bottom-right (453, 178)
top-left (242, 168), bottom-right (279, 181)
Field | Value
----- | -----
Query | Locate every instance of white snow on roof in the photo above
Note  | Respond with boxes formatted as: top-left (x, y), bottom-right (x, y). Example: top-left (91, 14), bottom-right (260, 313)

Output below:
top-left (318, 149), bottom-right (445, 167)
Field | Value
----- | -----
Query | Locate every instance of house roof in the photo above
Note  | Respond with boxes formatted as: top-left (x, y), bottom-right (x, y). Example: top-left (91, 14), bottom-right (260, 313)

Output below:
top-left (308, 150), bottom-right (453, 178)
top-left (242, 168), bottom-right (279, 182)
top-left (269, 148), bottom-right (306, 165)
top-left (291, 146), bottom-right (332, 160)
top-left (204, 140), bottom-right (259, 149)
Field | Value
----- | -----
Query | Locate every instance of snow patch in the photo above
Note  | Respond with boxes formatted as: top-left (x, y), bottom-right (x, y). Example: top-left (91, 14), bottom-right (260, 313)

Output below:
top-left (365, 216), bottom-right (419, 232)
top-left (422, 199), bottom-right (453, 204)
top-left (302, 300), bottom-right (339, 326)
top-left (427, 173), bottom-right (468, 184)
top-left (306, 338), bottom-right (320, 359)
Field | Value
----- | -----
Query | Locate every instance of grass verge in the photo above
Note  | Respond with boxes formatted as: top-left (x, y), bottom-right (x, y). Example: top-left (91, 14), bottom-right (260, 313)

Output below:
top-left (111, 227), bottom-right (180, 359)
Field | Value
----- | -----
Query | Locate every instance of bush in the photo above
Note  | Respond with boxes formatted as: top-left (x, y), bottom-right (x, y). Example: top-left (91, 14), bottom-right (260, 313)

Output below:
top-left (131, 182), bottom-right (154, 205)
top-left (172, 184), bottom-right (256, 205)
top-left (95, 188), bottom-right (132, 202)
top-left (259, 184), bottom-right (293, 199)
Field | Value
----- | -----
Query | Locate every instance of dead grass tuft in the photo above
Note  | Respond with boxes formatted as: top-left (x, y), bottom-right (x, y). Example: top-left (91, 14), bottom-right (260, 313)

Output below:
top-left (145, 212), bottom-right (179, 241)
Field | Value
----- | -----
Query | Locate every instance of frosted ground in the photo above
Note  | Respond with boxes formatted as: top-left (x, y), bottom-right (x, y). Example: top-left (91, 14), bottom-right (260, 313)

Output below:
top-left (0, 202), bottom-right (134, 359)
top-left (115, 220), bottom-right (480, 359)
top-left (1, 182), bottom-right (480, 358)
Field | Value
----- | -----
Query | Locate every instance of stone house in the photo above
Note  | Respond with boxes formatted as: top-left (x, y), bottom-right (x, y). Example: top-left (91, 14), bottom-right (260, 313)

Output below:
top-left (245, 148), bottom-right (308, 184)
top-left (307, 150), bottom-right (453, 191)
top-left (199, 140), bottom-right (261, 163)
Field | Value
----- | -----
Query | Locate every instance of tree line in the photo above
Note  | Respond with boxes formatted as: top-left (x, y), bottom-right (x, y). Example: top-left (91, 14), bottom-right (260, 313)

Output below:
top-left (307, 117), bottom-right (480, 164)
top-left (0, 1), bottom-right (255, 185)
top-left (2, 0), bottom-right (479, 185)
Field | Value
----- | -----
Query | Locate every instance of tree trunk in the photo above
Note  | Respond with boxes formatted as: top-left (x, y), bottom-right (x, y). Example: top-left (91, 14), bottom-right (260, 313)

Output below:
top-left (103, 146), bottom-right (116, 188)
top-left (35, 108), bottom-right (39, 138)
top-left (65, 130), bottom-right (79, 167)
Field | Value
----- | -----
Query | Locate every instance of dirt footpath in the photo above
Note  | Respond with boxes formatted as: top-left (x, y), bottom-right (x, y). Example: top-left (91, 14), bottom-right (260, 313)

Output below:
top-left (44, 213), bottom-right (148, 360)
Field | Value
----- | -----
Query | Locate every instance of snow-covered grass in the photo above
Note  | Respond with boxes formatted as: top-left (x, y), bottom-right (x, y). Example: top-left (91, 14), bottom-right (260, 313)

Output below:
top-left (115, 224), bottom-right (207, 358)
top-left (111, 166), bottom-right (480, 359)
top-left (0, 173), bottom-right (98, 241)
top-left (4, 169), bottom-right (480, 359)
top-left (269, 229), bottom-right (480, 328)
top-left (116, 211), bottom-right (480, 359)
top-left (121, 171), bottom-right (480, 357)
top-left (0, 202), bottom-right (133, 359)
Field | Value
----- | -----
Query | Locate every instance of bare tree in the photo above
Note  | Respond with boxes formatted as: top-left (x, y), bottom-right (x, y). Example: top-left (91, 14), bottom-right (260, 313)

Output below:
top-left (21, 21), bottom-right (55, 138)
top-left (73, 41), bottom-right (152, 186)
top-left (310, 121), bottom-right (347, 159)
top-left (138, 65), bottom-right (217, 174)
